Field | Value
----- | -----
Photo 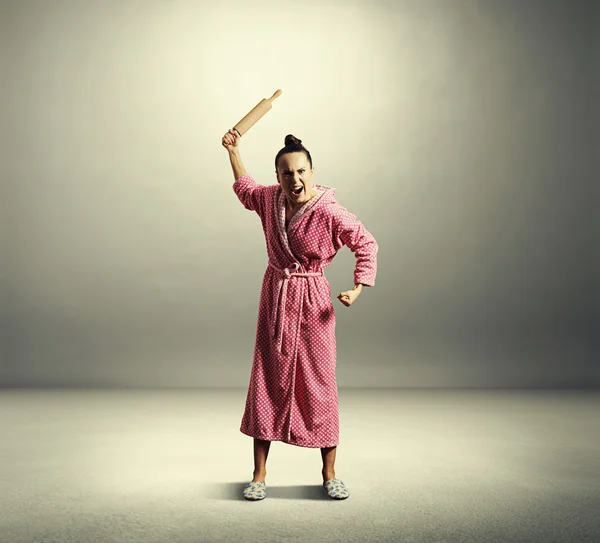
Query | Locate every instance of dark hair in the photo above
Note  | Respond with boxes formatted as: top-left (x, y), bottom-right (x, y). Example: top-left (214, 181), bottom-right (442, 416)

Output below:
top-left (275, 134), bottom-right (313, 171)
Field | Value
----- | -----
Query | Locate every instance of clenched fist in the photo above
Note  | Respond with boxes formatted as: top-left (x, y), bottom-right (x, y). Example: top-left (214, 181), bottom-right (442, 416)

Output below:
top-left (222, 129), bottom-right (240, 151)
top-left (337, 285), bottom-right (363, 307)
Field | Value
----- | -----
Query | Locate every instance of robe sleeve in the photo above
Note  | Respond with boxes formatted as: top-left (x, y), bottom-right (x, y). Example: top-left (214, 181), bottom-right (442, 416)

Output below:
top-left (332, 205), bottom-right (378, 287)
top-left (232, 173), bottom-right (267, 215)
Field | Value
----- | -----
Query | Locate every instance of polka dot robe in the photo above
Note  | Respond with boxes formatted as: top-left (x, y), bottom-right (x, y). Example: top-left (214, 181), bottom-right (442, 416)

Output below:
top-left (233, 174), bottom-right (378, 448)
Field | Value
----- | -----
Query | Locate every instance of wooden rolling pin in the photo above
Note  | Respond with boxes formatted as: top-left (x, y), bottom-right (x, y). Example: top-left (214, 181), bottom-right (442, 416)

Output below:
top-left (233, 89), bottom-right (282, 137)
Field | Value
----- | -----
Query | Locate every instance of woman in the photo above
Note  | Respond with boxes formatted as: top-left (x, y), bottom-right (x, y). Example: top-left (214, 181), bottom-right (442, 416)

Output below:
top-left (221, 129), bottom-right (378, 501)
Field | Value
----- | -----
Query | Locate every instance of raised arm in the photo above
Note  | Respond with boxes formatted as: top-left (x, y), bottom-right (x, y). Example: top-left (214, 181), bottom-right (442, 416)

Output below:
top-left (222, 128), bottom-right (267, 214)
top-left (222, 128), bottom-right (247, 181)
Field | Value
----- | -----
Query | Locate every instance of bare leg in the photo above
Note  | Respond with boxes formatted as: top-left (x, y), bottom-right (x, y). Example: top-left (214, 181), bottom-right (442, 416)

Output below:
top-left (321, 446), bottom-right (337, 482)
top-left (252, 438), bottom-right (271, 483)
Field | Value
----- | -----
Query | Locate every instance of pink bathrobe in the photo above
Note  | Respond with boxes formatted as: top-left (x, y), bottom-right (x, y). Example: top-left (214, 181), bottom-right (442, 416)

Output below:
top-left (233, 173), bottom-right (378, 448)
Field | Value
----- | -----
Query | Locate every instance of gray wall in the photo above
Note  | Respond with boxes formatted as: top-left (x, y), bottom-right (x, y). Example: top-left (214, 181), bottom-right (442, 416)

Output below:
top-left (593, 0), bottom-right (600, 378)
top-left (1, 0), bottom-right (597, 388)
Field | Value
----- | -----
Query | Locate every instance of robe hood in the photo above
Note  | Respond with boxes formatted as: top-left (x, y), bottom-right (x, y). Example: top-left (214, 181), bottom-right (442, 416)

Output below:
top-left (312, 184), bottom-right (337, 203)
top-left (277, 183), bottom-right (338, 211)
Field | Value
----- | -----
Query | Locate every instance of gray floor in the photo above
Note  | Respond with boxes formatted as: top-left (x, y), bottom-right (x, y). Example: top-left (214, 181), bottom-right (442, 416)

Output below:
top-left (1, 388), bottom-right (599, 543)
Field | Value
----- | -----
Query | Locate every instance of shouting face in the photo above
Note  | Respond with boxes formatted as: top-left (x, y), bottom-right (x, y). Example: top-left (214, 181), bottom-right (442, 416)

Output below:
top-left (276, 152), bottom-right (317, 210)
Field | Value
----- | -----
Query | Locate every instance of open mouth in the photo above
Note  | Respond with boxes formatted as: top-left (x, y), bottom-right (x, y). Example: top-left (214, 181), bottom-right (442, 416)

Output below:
top-left (292, 186), bottom-right (303, 195)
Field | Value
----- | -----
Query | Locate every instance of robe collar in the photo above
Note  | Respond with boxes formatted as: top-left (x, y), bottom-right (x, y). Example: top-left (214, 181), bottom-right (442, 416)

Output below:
top-left (274, 183), bottom-right (336, 262)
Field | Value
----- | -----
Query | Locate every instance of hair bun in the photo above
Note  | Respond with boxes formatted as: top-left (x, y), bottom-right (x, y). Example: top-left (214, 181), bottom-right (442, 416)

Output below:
top-left (284, 134), bottom-right (303, 147)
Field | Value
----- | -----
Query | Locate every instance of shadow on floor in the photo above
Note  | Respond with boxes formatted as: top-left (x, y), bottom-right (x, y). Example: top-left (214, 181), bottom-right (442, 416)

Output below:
top-left (216, 482), bottom-right (332, 501)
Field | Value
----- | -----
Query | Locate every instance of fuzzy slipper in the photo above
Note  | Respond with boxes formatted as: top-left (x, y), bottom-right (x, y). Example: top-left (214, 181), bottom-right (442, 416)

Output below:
top-left (243, 481), bottom-right (266, 501)
top-left (323, 478), bottom-right (349, 500)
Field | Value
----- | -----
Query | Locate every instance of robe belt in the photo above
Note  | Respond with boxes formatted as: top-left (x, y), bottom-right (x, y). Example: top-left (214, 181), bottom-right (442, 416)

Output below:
top-left (268, 262), bottom-right (324, 353)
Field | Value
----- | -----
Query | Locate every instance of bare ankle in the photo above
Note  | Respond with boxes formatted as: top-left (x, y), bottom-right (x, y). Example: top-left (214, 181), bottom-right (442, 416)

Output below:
top-left (252, 469), bottom-right (267, 482)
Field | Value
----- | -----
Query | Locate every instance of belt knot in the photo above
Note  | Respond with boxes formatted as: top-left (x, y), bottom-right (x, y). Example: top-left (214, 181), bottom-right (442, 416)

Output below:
top-left (267, 261), bottom-right (324, 353)
top-left (282, 262), bottom-right (299, 278)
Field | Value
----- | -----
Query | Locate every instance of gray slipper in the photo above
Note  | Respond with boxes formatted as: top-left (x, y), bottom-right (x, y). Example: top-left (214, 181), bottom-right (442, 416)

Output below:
top-left (323, 478), bottom-right (349, 499)
top-left (243, 481), bottom-right (266, 500)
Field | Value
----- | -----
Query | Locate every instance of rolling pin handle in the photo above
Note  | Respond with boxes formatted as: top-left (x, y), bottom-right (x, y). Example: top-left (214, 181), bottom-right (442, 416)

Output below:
top-left (269, 89), bottom-right (282, 102)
